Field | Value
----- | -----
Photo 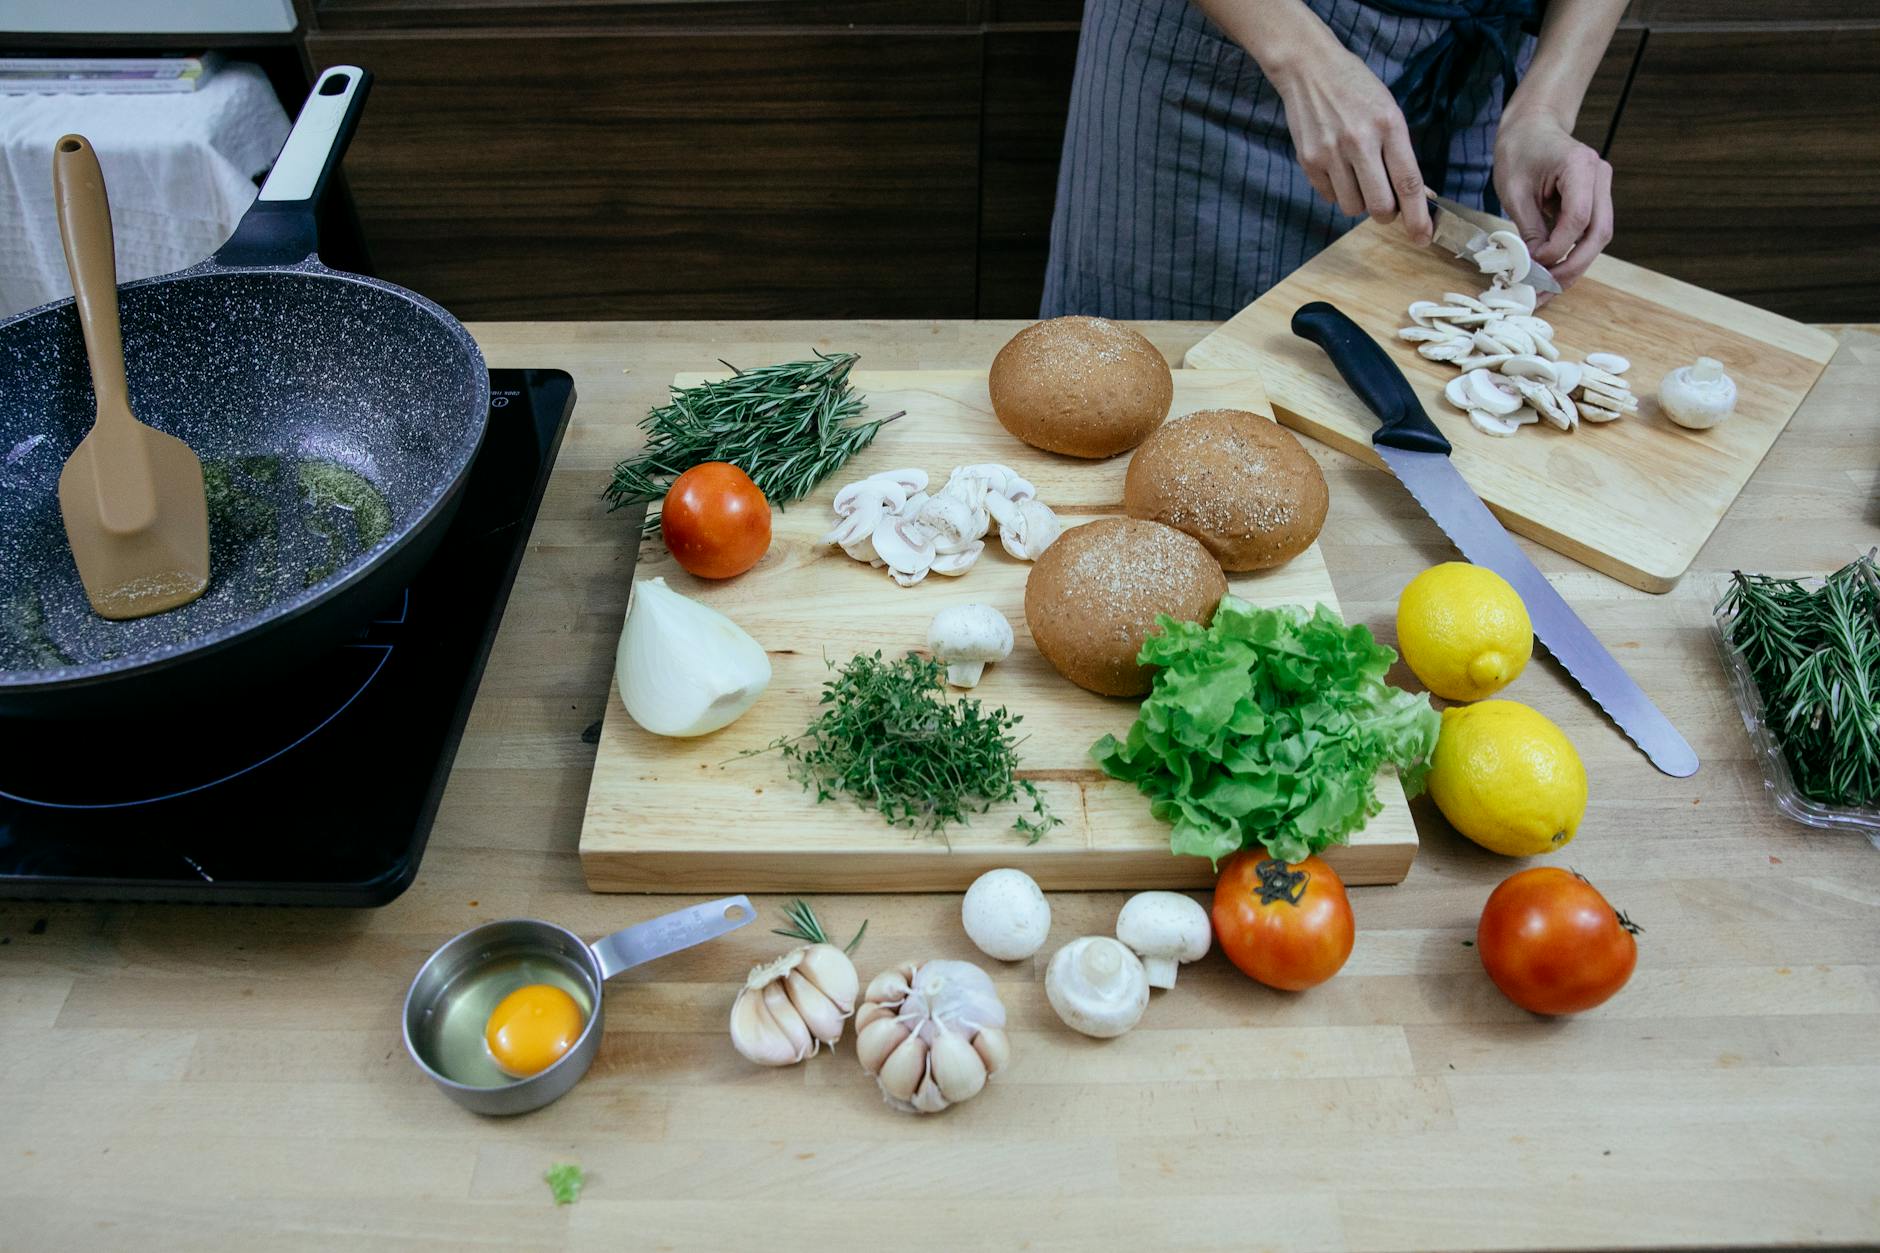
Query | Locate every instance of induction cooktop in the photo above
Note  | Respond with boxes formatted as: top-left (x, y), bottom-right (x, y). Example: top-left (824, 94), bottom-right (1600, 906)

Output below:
top-left (0, 368), bottom-right (575, 906)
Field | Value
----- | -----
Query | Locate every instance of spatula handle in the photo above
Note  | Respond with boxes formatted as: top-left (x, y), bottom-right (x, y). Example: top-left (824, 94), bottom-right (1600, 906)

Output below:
top-left (53, 135), bottom-right (130, 419)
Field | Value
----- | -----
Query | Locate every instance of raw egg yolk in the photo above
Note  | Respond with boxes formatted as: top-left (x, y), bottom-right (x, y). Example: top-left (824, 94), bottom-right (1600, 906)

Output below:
top-left (485, 983), bottom-right (584, 1078)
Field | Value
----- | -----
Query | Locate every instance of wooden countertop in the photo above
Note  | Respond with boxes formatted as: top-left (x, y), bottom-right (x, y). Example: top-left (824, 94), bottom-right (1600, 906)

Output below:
top-left (5, 321), bottom-right (1878, 1251)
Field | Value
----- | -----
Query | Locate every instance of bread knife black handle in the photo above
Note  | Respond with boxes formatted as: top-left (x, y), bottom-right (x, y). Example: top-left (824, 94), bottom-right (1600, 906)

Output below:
top-left (1291, 301), bottom-right (1452, 456)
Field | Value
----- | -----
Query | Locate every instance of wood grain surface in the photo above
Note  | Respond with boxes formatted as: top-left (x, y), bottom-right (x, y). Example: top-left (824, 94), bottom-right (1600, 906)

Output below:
top-left (2, 321), bottom-right (1877, 1252)
top-left (580, 370), bottom-right (1417, 892)
top-left (1182, 218), bottom-right (1840, 592)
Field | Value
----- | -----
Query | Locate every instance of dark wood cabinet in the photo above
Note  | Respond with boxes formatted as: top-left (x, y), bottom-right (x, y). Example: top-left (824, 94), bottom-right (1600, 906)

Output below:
top-left (296, 2), bottom-right (1879, 321)
top-left (1604, 27), bottom-right (1880, 322)
top-left (306, 28), bottom-right (982, 318)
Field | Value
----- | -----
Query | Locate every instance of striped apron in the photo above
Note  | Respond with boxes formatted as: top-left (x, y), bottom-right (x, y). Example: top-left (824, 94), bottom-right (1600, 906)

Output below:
top-left (1041, 0), bottom-right (1539, 320)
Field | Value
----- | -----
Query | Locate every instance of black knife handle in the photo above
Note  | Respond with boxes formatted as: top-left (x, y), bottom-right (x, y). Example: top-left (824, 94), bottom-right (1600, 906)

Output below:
top-left (1291, 301), bottom-right (1452, 455)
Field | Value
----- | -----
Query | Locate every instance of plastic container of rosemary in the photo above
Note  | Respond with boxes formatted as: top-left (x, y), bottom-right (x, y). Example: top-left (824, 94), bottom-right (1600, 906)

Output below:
top-left (1713, 550), bottom-right (1880, 837)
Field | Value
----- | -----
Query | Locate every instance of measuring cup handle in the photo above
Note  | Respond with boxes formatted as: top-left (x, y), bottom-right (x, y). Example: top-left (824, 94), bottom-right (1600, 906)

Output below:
top-left (590, 895), bottom-right (755, 980)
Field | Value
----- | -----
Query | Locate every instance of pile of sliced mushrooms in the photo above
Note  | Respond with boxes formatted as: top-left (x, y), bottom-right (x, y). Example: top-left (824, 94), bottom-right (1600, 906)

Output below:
top-left (1399, 230), bottom-right (1639, 438)
top-left (823, 464), bottom-right (1062, 586)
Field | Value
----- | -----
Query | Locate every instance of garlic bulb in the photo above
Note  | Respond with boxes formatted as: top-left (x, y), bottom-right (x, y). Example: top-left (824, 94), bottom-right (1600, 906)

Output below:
top-left (729, 942), bottom-right (859, 1066)
top-left (617, 577), bottom-right (770, 737)
top-left (854, 958), bottom-right (1010, 1113)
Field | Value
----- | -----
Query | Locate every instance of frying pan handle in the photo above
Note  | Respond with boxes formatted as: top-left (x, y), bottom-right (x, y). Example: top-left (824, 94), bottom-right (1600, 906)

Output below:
top-left (213, 66), bottom-right (372, 268)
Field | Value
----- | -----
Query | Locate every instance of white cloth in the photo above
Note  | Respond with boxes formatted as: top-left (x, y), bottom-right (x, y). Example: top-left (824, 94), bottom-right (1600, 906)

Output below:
top-left (0, 62), bottom-right (290, 317)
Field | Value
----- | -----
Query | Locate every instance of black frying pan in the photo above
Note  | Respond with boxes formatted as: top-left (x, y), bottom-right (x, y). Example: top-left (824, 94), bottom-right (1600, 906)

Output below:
top-left (0, 67), bottom-right (489, 717)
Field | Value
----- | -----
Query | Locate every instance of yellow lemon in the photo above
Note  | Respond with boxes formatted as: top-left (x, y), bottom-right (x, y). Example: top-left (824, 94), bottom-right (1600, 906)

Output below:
top-left (1427, 700), bottom-right (1587, 857)
top-left (1396, 562), bottom-right (1533, 701)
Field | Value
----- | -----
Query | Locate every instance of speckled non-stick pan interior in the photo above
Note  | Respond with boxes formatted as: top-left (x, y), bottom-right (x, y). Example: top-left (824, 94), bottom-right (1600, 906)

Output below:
top-left (0, 259), bottom-right (488, 693)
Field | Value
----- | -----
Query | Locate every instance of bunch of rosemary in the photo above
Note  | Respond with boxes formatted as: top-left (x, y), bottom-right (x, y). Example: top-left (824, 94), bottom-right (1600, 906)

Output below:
top-left (1719, 550), bottom-right (1880, 808)
top-left (752, 652), bottom-right (1059, 842)
top-left (604, 350), bottom-right (901, 535)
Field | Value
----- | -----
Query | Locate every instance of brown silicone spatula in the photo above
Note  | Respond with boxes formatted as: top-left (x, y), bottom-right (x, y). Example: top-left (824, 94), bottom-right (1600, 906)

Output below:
top-left (53, 134), bottom-right (209, 621)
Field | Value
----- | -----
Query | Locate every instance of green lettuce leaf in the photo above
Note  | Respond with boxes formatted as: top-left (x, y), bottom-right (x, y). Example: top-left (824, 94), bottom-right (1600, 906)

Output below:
top-left (1091, 599), bottom-right (1439, 866)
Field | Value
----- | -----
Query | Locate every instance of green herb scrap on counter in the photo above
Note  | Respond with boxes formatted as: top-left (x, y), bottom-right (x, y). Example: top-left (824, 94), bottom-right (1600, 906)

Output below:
top-left (1092, 599), bottom-right (1440, 866)
top-left (750, 651), bottom-right (1059, 842)
top-left (604, 351), bottom-right (903, 536)
top-left (543, 1163), bottom-right (584, 1206)
top-left (1719, 552), bottom-right (1880, 809)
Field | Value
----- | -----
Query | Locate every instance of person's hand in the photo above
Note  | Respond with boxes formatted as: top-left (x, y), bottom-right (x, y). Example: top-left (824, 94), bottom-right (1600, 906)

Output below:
top-left (1271, 41), bottom-right (1432, 244)
top-left (1493, 108), bottom-right (1613, 287)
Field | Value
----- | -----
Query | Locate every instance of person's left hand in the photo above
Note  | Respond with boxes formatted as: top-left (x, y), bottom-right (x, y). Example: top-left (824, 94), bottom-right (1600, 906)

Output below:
top-left (1492, 109), bottom-right (1613, 288)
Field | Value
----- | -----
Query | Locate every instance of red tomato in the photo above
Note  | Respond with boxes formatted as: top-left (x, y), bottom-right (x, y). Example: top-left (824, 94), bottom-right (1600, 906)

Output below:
top-left (660, 462), bottom-right (771, 579)
top-left (1211, 853), bottom-right (1355, 991)
top-left (1477, 867), bottom-right (1638, 1016)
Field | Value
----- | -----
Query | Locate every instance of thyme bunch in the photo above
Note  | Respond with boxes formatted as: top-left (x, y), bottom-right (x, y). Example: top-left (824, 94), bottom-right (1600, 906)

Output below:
top-left (752, 652), bottom-right (1059, 842)
top-left (604, 350), bottom-right (901, 535)
top-left (1719, 550), bottom-right (1880, 808)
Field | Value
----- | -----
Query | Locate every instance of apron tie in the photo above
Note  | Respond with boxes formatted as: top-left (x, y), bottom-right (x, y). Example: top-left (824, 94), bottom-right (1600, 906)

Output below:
top-left (1363, 0), bottom-right (1540, 212)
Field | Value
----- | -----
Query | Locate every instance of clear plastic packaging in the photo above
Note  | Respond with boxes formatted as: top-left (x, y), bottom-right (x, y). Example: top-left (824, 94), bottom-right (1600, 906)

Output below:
top-left (1713, 604), bottom-right (1880, 842)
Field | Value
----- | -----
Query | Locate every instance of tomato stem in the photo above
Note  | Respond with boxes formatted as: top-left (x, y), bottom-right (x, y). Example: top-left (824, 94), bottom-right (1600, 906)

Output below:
top-left (1254, 858), bottom-right (1310, 906)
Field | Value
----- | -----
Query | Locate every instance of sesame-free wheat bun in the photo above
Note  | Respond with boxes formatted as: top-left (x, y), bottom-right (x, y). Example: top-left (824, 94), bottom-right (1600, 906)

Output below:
top-left (1024, 517), bottom-right (1227, 697)
top-left (1123, 409), bottom-right (1328, 572)
top-left (988, 316), bottom-right (1173, 458)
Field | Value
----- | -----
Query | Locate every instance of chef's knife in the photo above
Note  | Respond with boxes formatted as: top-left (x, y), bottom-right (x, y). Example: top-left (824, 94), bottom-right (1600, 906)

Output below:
top-left (1291, 301), bottom-right (1698, 778)
top-left (1426, 194), bottom-right (1562, 296)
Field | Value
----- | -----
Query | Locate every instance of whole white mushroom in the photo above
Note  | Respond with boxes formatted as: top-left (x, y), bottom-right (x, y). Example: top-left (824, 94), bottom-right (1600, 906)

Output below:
top-left (1115, 891), bottom-right (1211, 989)
top-left (927, 604), bottom-right (1014, 688)
top-left (1045, 936), bottom-right (1149, 1038)
top-left (960, 867), bottom-right (1051, 961)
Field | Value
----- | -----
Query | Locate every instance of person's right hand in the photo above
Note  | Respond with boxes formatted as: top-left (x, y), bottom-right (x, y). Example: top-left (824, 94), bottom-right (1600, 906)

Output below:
top-left (1271, 41), bottom-right (1432, 245)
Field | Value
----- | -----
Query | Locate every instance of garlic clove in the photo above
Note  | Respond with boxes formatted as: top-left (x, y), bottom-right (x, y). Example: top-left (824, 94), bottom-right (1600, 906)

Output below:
top-left (909, 1074), bottom-right (950, 1114)
top-left (928, 1027), bottom-right (990, 1102)
top-left (785, 969), bottom-right (847, 1044)
top-left (762, 981), bottom-right (815, 1062)
top-left (875, 1031), bottom-right (929, 1103)
top-left (854, 1013), bottom-right (911, 1074)
top-left (865, 963), bottom-right (916, 1003)
top-left (972, 1026), bottom-right (1011, 1076)
top-left (731, 985), bottom-right (804, 1066)
top-left (797, 943), bottom-right (859, 1013)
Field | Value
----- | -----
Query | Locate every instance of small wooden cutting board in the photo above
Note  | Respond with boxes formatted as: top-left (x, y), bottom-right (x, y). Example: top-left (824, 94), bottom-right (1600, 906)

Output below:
top-left (1183, 219), bottom-right (1839, 592)
top-left (579, 369), bottom-right (1420, 893)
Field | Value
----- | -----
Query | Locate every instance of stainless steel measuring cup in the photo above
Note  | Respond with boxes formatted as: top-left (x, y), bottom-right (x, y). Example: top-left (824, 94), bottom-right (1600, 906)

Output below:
top-left (403, 894), bottom-right (754, 1115)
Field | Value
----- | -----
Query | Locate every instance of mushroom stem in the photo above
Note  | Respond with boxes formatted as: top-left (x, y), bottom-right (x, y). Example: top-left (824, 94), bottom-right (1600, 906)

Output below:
top-left (1079, 940), bottom-right (1124, 986)
top-left (1139, 956), bottom-right (1177, 988)
top-left (1691, 356), bottom-right (1725, 384)
top-left (945, 660), bottom-right (987, 688)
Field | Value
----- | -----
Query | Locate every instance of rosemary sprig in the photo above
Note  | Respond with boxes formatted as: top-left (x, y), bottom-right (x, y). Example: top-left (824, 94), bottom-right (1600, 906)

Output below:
top-left (749, 651), bottom-right (1060, 843)
top-left (1719, 550), bottom-right (1880, 808)
top-left (604, 350), bottom-right (903, 535)
top-left (773, 898), bottom-right (868, 955)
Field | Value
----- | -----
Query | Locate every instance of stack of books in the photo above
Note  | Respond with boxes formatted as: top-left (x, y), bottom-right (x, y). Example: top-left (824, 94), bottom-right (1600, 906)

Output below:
top-left (0, 52), bottom-right (223, 94)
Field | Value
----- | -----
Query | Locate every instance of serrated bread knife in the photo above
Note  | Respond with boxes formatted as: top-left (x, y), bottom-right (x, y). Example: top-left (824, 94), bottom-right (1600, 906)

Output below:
top-left (1292, 301), bottom-right (1698, 778)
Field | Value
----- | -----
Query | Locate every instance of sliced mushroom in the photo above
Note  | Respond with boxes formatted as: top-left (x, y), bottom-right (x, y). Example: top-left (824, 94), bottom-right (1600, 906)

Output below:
top-left (1443, 375), bottom-right (1474, 411)
top-left (1481, 282), bottom-right (1538, 314)
top-left (1585, 352), bottom-right (1630, 375)
top-left (1462, 368), bottom-right (1523, 416)
top-left (1442, 291), bottom-right (1491, 313)
top-left (1398, 325), bottom-right (1465, 344)
top-left (1417, 339), bottom-right (1475, 364)
top-left (916, 492), bottom-right (980, 548)
top-left (834, 472), bottom-right (922, 517)
top-left (995, 499), bottom-right (1063, 561)
top-left (1469, 409), bottom-right (1521, 437)
top-left (1499, 355), bottom-right (1559, 384)
top-left (1576, 401), bottom-right (1623, 423)
top-left (872, 516), bottom-right (937, 586)
top-left (1551, 360), bottom-right (1584, 393)
top-left (930, 541), bottom-right (985, 576)
top-left (1479, 230), bottom-right (1532, 284)
top-left (1408, 300), bottom-right (1476, 327)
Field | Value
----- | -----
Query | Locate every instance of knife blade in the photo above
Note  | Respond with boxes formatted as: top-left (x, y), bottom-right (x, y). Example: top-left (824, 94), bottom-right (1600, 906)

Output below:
top-left (1426, 194), bottom-right (1562, 296)
top-left (1291, 300), bottom-right (1698, 778)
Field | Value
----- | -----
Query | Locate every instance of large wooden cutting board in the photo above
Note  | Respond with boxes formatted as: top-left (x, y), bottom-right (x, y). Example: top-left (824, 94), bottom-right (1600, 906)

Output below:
top-left (579, 370), bottom-right (1419, 893)
top-left (1183, 218), bottom-right (1839, 592)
